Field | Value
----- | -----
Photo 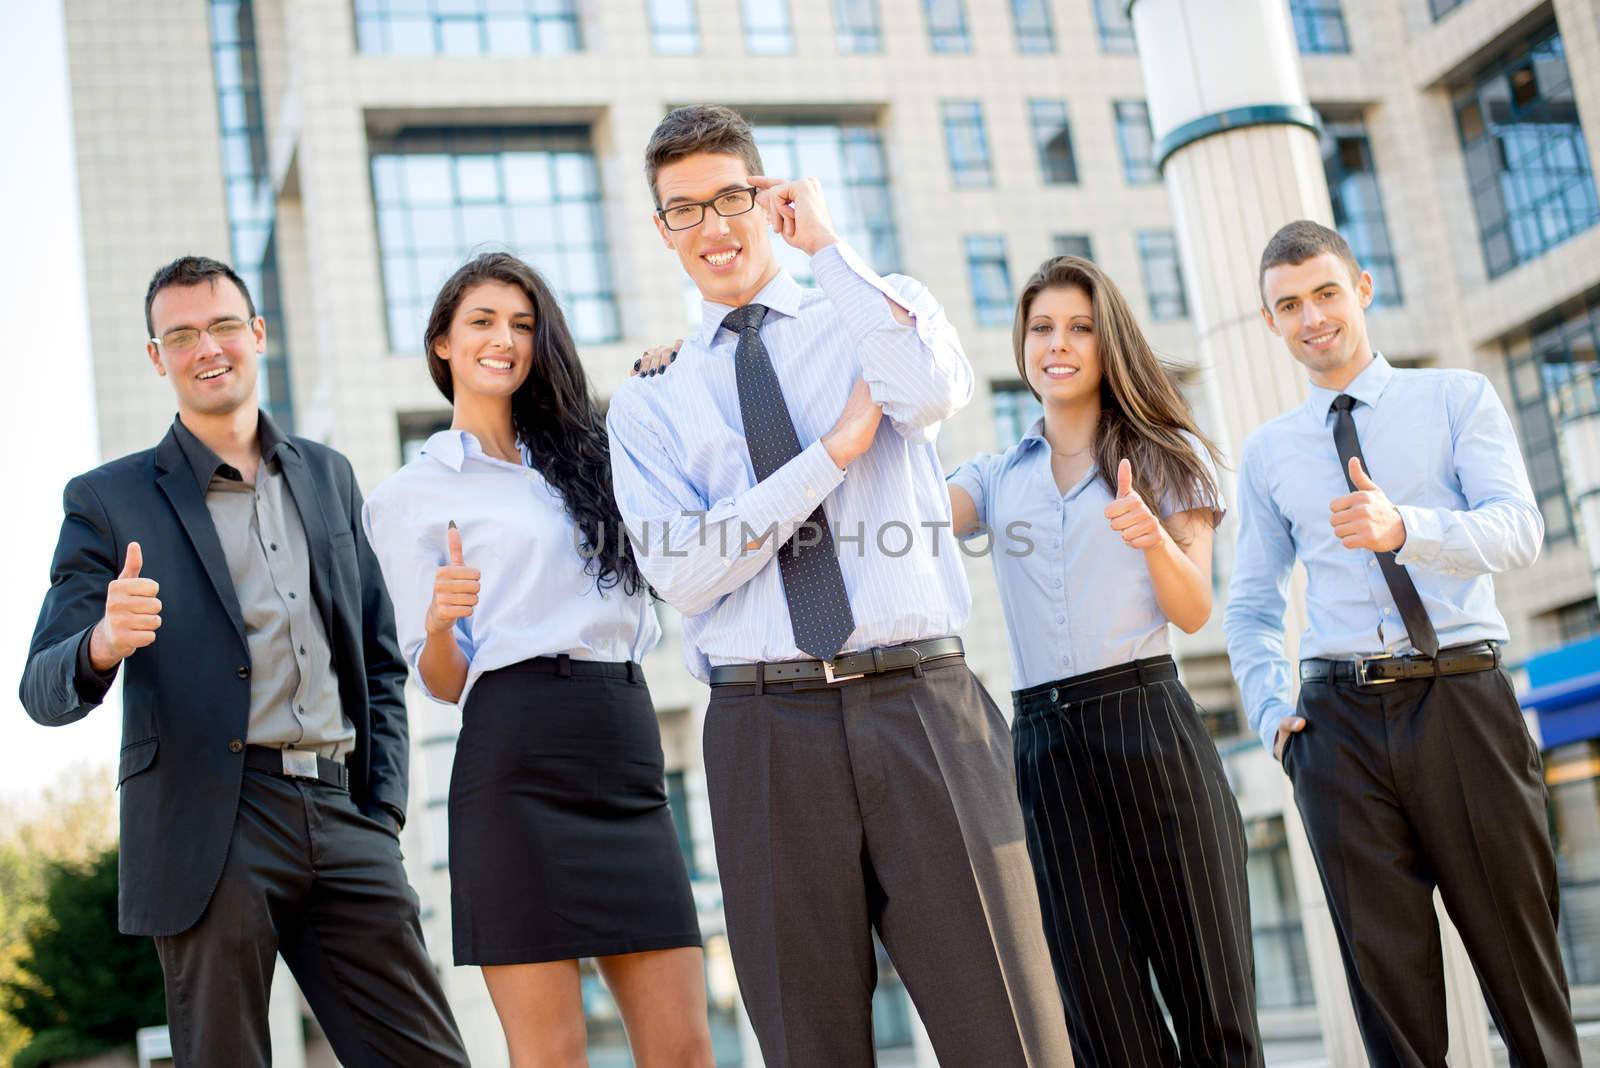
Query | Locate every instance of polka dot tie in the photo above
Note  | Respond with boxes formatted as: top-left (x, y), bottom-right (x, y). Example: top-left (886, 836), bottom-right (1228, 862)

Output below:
top-left (724, 304), bottom-right (856, 661)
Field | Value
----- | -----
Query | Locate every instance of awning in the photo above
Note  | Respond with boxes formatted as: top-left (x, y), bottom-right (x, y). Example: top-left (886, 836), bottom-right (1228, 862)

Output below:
top-left (1523, 670), bottom-right (1600, 750)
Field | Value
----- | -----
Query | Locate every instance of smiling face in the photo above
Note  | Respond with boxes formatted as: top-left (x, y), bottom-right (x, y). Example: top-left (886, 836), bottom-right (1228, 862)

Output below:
top-left (1022, 285), bottom-right (1101, 406)
top-left (1260, 251), bottom-right (1375, 385)
top-left (653, 150), bottom-right (778, 308)
top-left (432, 280), bottom-right (536, 400)
top-left (145, 279), bottom-right (264, 418)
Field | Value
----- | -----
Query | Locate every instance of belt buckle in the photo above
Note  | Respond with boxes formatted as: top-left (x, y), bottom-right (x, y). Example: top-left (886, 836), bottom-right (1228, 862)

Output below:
top-left (281, 749), bottom-right (319, 780)
top-left (1354, 654), bottom-right (1396, 688)
top-left (821, 660), bottom-right (865, 685)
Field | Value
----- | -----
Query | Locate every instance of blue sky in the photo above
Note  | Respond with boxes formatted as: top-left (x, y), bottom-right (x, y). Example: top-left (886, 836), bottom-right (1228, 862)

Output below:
top-left (0, 0), bottom-right (122, 803)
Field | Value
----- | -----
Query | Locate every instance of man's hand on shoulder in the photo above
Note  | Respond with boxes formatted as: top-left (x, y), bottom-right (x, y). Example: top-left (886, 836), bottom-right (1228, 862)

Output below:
top-left (631, 339), bottom-right (682, 378)
top-left (751, 176), bottom-right (839, 257)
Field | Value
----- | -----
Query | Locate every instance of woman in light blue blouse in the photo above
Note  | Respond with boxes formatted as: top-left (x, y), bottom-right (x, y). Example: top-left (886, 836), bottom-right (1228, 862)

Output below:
top-left (362, 254), bottom-right (711, 1067)
top-left (948, 256), bottom-right (1263, 1067)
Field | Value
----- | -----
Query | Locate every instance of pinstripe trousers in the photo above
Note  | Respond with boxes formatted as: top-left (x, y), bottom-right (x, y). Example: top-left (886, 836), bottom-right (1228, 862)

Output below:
top-left (1013, 655), bottom-right (1263, 1068)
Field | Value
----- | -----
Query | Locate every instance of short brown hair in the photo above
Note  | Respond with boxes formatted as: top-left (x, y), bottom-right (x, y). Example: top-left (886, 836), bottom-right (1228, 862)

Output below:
top-left (1257, 219), bottom-right (1361, 305)
top-left (643, 105), bottom-right (764, 207)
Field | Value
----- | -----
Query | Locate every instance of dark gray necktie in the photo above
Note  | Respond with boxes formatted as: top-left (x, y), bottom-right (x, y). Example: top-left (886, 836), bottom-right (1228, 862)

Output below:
top-left (723, 304), bottom-right (856, 661)
top-left (1330, 393), bottom-right (1440, 658)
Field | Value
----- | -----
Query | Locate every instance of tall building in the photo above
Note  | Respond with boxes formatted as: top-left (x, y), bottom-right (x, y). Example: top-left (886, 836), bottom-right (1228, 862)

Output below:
top-left (62, 0), bottom-right (1600, 1062)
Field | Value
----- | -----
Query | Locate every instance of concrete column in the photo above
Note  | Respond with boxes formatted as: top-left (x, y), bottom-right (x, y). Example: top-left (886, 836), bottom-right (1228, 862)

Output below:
top-left (1127, 1), bottom-right (1491, 1063)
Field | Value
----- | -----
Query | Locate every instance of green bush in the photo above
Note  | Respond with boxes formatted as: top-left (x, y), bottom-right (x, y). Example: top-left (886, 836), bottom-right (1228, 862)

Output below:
top-left (3, 847), bottom-right (165, 1065)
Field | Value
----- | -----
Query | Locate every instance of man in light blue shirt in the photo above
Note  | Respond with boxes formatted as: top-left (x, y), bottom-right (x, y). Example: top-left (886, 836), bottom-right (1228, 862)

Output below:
top-left (1225, 220), bottom-right (1578, 1066)
top-left (607, 106), bottom-right (1068, 1067)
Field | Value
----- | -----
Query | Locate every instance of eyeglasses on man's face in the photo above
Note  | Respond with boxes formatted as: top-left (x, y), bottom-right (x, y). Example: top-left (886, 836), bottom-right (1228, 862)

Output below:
top-left (657, 186), bottom-right (759, 232)
top-left (151, 318), bottom-right (252, 353)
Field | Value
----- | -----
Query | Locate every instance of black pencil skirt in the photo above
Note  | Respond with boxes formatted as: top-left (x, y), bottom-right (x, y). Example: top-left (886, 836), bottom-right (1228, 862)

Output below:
top-left (448, 657), bottom-right (702, 966)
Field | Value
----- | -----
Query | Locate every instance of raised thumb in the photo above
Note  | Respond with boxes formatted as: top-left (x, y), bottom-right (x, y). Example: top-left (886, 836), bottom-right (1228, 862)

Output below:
top-left (1348, 456), bottom-right (1377, 491)
top-left (1116, 458), bottom-right (1133, 498)
top-left (120, 541), bottom-right (143, 580)
top-left (447, 521), bottom-right (464, 567)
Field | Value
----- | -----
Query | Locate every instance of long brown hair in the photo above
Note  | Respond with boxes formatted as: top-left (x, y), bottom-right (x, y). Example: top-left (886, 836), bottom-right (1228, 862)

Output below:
top-left (1012, 255), bottom-right (1222, 535)
top-left (424, 253), bottom-right (645, 595)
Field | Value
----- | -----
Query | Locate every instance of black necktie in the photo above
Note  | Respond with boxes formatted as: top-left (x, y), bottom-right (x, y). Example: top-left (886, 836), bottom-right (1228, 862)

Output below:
top-left (723, 304), bottom-right (856, 661)
top-left (1330, 394), bottom-right (1440, 658)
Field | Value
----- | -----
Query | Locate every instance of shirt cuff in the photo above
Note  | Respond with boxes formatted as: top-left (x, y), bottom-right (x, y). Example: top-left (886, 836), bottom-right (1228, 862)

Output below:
top-left (810, 242), bottom-right (921, 342)
top-left (946, 469), bottom-right (986, 540)
top-left (74, 627), bottom-right (118, 705)
top-left (1393, 505), bottom-right (1445, 569)
top-left (737, 440), bottom-right (846, 550)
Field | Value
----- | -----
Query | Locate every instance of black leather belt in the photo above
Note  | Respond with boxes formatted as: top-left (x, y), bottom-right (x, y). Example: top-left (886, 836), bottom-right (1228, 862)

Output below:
top-left (245, 745), bottom-right (349, 790)
top-left (708, 637), bottom-right (965, 687)
top-left (500, 655), bottom-right (641, 681)
top-left (1299, 641), bottom-right (1500, 688)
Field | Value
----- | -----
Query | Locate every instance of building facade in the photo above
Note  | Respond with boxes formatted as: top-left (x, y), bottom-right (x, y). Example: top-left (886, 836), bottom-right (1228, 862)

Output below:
top-left (62, 0), bottom-right (1600, 1062)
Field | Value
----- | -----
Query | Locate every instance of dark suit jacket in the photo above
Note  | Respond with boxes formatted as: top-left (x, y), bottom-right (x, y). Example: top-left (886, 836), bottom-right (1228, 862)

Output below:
top-left (20, 416), bottom-right (410, 937)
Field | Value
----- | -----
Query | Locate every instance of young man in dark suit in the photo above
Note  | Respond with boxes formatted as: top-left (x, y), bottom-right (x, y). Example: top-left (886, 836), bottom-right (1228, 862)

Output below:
top-left (20, 256), bottom-right (468, 1067)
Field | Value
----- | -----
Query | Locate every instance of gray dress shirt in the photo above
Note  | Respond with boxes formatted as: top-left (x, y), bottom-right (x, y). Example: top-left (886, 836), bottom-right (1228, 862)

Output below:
top-left (173, 419), bottom-right (354, 760)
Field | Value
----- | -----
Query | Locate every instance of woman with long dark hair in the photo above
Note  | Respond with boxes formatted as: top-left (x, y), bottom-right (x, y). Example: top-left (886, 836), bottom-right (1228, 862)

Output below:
top-left (362, 253), bottom-right (711, 1066)
top-left (948, 256), bottom-right (1263, 1066)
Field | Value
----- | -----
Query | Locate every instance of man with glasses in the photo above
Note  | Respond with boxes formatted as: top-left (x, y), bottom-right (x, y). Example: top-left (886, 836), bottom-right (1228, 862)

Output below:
top-left (20, 256), bottom-right (468, 1067)
top-left (607, 105), bottom-right (1070, 1067)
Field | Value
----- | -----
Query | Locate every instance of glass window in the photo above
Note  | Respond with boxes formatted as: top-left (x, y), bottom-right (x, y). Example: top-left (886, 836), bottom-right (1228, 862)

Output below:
top-left (991, 379), bottom-right (1043, 444)
top-left (370, 126), bottom-right (620, 351)
top-left (1430, 0), bottom-right (1466, 18)
top-left (1546, 739), bottom-right (1600, 985)
top-left (352, 0), bottom-right (580, 55)
top-left (966, 236), bottom-right (1013, 328)
top-left (1053, 234), bottom-right (1094, 260)
top-left (648, 0), bottom-right (698, 54)
top-left (1114, 100), bottom-right (1159, 184)
top-left (1289, 0), bottom-right (1349, 54)
top-left (1502, 295), bottom-right (1600, 545)
top-left (753, 122), bottom-right (900, 285)
top-left (1454, 25), bottom-right (1600, 278)
top-left (1010, 0), bottom-right (1053, 53)
top-left (924, 0), bottom-right (969, 53)
top-left (1030, 100), bottom-right (1078, 185)
top-left (742, 0), bottom-right (792, 54)
top-left (942, 102), bottom-right (992, 187)
top-left (1319, 115), bottom-right (1402, 306)
top-left (1137, 230), bottom-right (1189, 321)
top-left (834, 0), bottom-right (880, 53)
top-left (1093, 0), bottom-right (1136, 53)
top-left (209, 0), bottom-right (293, 430)
top-left (1246, 817), bottom-right (1315, 1008)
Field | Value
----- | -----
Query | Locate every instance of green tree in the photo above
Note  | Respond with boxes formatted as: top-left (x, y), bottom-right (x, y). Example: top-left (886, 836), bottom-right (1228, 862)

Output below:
top-left (3, 847), bottom-right (166, 1067)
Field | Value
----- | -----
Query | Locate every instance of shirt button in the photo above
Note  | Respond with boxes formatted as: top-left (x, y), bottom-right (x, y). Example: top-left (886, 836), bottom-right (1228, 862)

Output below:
top-left (298, 645), bottom-right (307, 655)
top-left (1049, 688), bottom-right (1058, 701)
top-left (1368, 559), bottom-right (1377, 568)
top-left (805, 488), bottom-right (816, 499)
top-left (1055, 614), bottom-right (1065, 624)
top-left (1053, 577), bottom-right (1063, 587)
top-left (288, 592), bottom-right (297, 599)
top-left (270, 543), bottom-right (278, 551)
top-left (236, 665), bottom-right (250, 679)
top-left (1383, 607), bottom-right (1392, 616)
top-left (228, 739), bottom-right (244, 754)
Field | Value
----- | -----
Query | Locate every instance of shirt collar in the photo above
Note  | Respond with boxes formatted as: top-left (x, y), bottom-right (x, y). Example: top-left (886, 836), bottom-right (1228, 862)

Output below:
top-left (1018, 417), bottom-right (1048, 449)
top-left (170, 410), bottom-right (290, 492)
top-left (696, 269), bottom-right (806, 348)
top-left (1305, 352), bottom-right (1394, 422)
top-left (421, 428), bottom-right (531, 473)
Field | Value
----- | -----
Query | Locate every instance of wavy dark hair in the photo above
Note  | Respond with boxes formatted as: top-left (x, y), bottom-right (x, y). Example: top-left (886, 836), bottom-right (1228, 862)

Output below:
top-left (1013, 255), bottom-right (1223, 540)
top-left (424, 253), bottom-right (644, 595)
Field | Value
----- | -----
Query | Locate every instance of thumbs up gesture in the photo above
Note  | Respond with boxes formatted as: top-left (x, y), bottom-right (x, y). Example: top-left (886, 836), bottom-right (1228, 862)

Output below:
top-left (425, 521), bottom-right (480, 637)
top-left (1103, 459), bottom-right (1165, 551)
top-left (1329, 457), bottom-right (1406, 552)
top-left (88, 542), bottom-right (162, 671)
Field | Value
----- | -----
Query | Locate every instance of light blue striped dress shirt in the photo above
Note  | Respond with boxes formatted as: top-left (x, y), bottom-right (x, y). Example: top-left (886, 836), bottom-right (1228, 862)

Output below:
top-left (606, 242), bottom-right (974, 681)
top-left (1224, 354), bottom-right (1543, 753)
top-left (362, 429), bottom-right (660, 707)
top-left (950, 424), bottom-right (1223, 691)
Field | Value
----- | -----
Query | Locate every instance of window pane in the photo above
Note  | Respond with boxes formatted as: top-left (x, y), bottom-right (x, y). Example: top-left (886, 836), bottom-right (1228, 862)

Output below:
top-left (834, 0), bottom-right (881, 53)
top-left (370, 126), bottom-right (620, 350)
top-left (1454, 25), bottom-right (1600, 277)
top-left (1114, 101), bottom-right (1158, 184)
top-left (354, 0), bottom-right (581, 55)
top-left (648, 0), bottom-right (698, 54)
top-left (1093, 0), bottom-right (1136, 53)
top-left (742, 0), bottom-right (793, 54)
top-left (1319, 115), bottom-right (1403, 306)
top-left (942, 102), bottom-right (992, 187)
top-left (1010, 0), bottom-right (1053, 54)
top-left (1289, 0), bottom-right (1350, 55)
top-left (1030, 100), bottom-right (1077, 185)
top-left (1053, 234), bottom-right (1093, 260)
top-left (965, 235), bottom-right (1013, 327)
top-left (924, 0), bottom-right (969, 53)
top-left (1137, 231), bottom-right (1189, 321)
